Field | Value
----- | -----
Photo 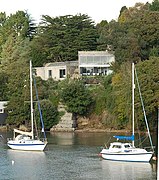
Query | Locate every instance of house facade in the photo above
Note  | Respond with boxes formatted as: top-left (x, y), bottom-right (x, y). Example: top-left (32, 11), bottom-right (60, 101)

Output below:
top-left (35, 51), bottom-right (115, 80)
top-left (35, 61), bottom-right (78, 81)
top-left (78, 51), bottom-right (115, 76)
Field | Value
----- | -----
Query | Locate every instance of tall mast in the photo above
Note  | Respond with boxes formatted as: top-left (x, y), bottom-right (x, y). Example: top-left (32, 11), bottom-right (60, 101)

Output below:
top-left (132, 63), bottom-right (135, 147)
top-left (30, 60), bottom-right (34, 140)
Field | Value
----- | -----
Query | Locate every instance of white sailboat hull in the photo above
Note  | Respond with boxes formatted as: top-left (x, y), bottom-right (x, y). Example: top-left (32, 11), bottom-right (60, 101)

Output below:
top-left (7, 140), bottom-right (47, 151)
top-left (100, 148), bottom-right (153, 162)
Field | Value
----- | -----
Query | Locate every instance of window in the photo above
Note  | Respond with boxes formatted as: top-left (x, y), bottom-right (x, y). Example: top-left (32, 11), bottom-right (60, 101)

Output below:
top-left (124, 144), bottom-right (131, 148)
top-left (0, 109), bottom-right (3, 113)
top-left (60, 69), bottom-right (66, 78)
top-left (112, 145), bottom-right (121, 148)
top-left (48, 70), bottom-right (52, 78)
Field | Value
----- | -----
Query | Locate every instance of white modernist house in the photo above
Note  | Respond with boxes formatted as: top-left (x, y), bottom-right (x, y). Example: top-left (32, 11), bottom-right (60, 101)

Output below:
top-left (78, 51), bottom-right (115, 76)
top-left (35, 51), bottom-right (115, 80)
top-left (35, 61), bottom-right (78, 81)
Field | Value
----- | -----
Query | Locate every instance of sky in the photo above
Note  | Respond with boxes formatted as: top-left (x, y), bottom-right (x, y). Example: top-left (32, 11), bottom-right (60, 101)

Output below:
top-left (0, 0), bottom-right (153, 24)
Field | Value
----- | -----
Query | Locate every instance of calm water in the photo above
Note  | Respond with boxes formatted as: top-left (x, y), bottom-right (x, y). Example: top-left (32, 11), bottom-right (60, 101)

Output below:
top-left (0, 131), bottom-right (157, 180)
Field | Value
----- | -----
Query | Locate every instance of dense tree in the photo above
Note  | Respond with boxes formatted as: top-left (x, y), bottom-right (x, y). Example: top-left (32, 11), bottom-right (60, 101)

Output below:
top-left (0, 12), bottom-right (35, 119)
top-left (60, 79), bottom-right (93, 116)
top-left (2, 11), bottom-right (36, 40)
top-left (118, 6), bottom-right (127, 22)
top-left (0, 31), bottom-right (30, 125)
top-left (149, 0), bottom-right (159, 11)
top-left (118, 3), bottom-right (149, 23)
top-left (105, 58), bottom-right (159, 130)
top-left (0, 11), bottom-right (36, 57)
top-left (110, 63), bottom-right (132, 129)
top-left (96, 20), bottom-right (110, 51)
top-left (135, 58), bottom-right (159, 129)
top-left (31, 14), bottom-right (99, 66)
top-left (35, 99), bottom-right (59, 130)
top-left (0, 12), bottom-right (7, 49)
top-left (97, 2), bottom-right (159, 65)
top-left (0, 71), bottom-right (8, 100)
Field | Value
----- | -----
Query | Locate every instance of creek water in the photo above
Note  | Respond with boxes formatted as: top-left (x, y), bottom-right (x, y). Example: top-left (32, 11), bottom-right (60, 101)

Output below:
top-left (0, 131), bottom-right (157, 180)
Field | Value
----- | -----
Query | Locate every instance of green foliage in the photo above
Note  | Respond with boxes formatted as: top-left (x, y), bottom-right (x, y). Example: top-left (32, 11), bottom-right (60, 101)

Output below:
top-left (134, 58), bottom-right (159, 129)
top-left (0, 11), bottom-right (36, 57)
top-left (1, 36), bottom-right (30, 98)
top-left (111, 63), bottom-right (132, 129)
top-left (149, 0), bottom-right (159, 11)
top-left (92, 75), bottom-right (114, 115)
top-left (150, 46), bottom-right (159, 57)
top-left (97, 2), bottom-right (159, 64)
top-left (35, 99), bottom-right (59, 130)
top-left (102, 75), bottom-right (115, 113)
top-left (102, 59), bottom-right (159, 130)
top-left (0, 71), bottom-right (8, 100)
top-left (6, 97), bottom-right (29, 125)
top-left (60, 79), bottom-right (93, 116)
top-left (31, 14), bottom-right (99, 66)
top-left (0, 12), bottom-right (36, 125)
top-left (44, 78), bottom-right (59, 106)
top-left (2, 10), bottom-right (36, 40)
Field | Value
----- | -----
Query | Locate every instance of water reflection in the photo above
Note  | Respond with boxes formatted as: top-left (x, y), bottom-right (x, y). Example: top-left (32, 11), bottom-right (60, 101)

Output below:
top-left (7, 150), bottom-right (46, 180)
top-left (101, 160), bottom-right (155, 180)
top-left (50, 132), bottom-right (75, 145)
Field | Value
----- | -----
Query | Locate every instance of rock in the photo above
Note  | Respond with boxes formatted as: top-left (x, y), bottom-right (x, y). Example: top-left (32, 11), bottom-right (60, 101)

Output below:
top-left (50, 104), bottom-right (75, 132)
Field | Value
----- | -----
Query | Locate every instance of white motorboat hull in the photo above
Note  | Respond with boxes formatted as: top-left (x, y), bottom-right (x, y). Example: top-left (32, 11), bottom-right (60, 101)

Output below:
top-left (7, 140), bottom-right (47, 151)
top-left (100, 149), bottom-right (153, 162)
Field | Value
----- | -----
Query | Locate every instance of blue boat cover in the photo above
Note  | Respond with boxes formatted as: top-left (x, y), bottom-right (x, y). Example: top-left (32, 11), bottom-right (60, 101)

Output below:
top-left (113, 135), bottom-right (134, 141)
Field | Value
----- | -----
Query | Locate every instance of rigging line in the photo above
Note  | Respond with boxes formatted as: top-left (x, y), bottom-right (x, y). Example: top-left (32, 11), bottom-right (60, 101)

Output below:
top-left (135, 111), bottom-right (142, 148)
top-left (135, 135), bottom-right (148, 142)
top-left (134, 66), bottom-right (154, 153)
top-left (34, 109), bottom-right (39, 139)
top-left (105, 137), bottom-right (112, 148)
top-left (137, 136), bottom-right (149, 147)
top-left (33, 74), bottom-right (46, 139)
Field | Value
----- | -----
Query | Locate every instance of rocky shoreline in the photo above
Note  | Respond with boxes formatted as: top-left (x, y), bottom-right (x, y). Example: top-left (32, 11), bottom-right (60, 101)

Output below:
top-left (1, 125), bottom-right (150, 134)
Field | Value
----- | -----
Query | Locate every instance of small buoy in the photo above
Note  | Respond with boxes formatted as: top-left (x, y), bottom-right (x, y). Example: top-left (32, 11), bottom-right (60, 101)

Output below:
top-left (12, 160), bottom-right (15, 165)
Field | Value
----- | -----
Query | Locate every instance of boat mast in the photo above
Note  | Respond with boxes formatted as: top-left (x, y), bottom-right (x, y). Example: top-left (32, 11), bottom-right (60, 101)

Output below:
top-left (30, 60), bottom-right (34, 140)
top-left (132, 63), bottom-right (135, 147)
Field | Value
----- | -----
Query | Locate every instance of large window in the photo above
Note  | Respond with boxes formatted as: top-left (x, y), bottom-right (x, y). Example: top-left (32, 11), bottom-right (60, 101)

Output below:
top-left (60, 69), bottom-right (66, 78)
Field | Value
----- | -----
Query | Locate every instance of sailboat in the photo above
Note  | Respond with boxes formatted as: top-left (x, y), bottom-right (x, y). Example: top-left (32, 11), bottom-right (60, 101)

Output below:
top-left (99, 63), bottom-right (154, 162)
top-left (7, 61), bottom-right (47, 151)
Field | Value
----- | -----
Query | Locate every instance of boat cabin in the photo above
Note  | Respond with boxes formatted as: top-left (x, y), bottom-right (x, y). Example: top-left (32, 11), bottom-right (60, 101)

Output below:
top-left (109, 142), bottom-right (133, 152)
top-left (15, 134), bottom-right (31, 141)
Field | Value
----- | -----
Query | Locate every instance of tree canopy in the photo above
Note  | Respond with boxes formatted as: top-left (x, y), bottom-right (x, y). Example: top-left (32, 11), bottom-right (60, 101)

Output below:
top-left (60, 79), bottom-right (93, 116)
top-left (30, 14), bottom-right (99, 66)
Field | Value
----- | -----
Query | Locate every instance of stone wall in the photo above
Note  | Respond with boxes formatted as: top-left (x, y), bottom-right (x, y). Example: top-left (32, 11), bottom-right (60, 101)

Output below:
top-left (50, 104), bottom-right (75, 132)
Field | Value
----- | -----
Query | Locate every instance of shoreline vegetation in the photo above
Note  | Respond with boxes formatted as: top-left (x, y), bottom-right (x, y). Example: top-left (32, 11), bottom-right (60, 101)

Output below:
top-left (0, 125), bottom-right (156, 134)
